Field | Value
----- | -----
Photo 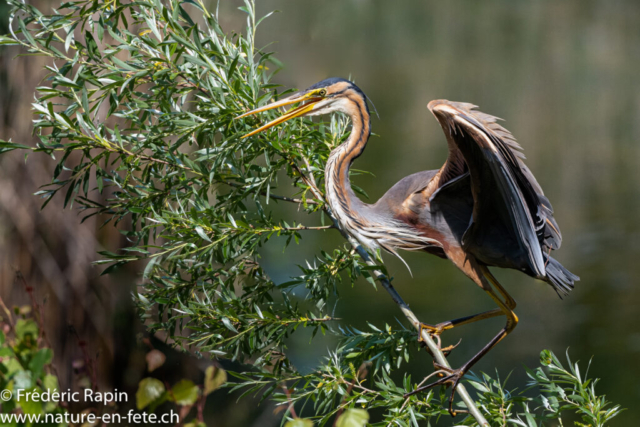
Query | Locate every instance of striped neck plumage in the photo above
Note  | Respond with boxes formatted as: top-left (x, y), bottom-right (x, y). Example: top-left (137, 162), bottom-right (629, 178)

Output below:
top-left (323, 90), bottom-right (440, 260)
top-left (325, 94), bottom-right (371, 212)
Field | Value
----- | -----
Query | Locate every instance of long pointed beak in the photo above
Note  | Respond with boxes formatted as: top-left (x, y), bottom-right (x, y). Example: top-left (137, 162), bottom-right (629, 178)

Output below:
top-left (236, 93), bottom-right (323, 139)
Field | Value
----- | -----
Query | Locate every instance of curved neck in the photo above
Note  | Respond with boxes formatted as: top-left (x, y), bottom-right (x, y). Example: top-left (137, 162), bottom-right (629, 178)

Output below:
top-left (325, 95), bottom-right (371, 215)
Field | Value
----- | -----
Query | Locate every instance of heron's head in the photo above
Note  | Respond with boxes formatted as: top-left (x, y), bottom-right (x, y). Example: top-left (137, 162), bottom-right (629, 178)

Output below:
top-left (237, 78), bottom-right (368, 138)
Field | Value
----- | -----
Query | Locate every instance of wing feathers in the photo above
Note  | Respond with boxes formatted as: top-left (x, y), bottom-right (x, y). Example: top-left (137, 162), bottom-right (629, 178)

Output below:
top-left (426, 100), bottom-right (563, 277)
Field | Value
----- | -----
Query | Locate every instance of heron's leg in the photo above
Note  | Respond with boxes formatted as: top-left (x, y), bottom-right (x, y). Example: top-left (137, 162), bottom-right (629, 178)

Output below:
top-left (483, 267), bottom-right (517, 309)
top-left (407, 280), bottom-right (519, 417)
top-left (418, 268), bottom-right (516, 340)
top-left (419, 308), bottom-right (503, 337)
top-left (418, 309), bottom-right (503, 356)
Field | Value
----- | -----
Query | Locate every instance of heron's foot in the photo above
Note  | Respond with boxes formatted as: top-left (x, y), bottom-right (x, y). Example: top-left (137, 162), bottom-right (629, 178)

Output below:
top-left (403, 363), bottom-right (468, 417)
top-left (418, 322), bottom-right (448, 338)
top-left (418, 323), bottom-right (460, 358)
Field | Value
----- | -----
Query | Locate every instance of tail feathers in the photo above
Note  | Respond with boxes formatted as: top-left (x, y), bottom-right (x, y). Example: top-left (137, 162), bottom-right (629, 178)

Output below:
top-left (545, 256), bottom-right (579, 298)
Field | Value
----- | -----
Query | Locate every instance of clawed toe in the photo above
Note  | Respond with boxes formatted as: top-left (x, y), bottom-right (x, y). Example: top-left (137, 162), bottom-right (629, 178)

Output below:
top-left (418, 322), bottom-right (461, 360)
top-left (418, 322), bottom-right (447, 339)
top-left (439, 338), bottom-right (462, 357)
top-left (403, 365), bottom-right (467, 417)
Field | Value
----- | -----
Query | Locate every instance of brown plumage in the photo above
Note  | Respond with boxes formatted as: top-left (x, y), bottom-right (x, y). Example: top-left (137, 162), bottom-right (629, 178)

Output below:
top-left (237, 77), bottom-right (579, 415)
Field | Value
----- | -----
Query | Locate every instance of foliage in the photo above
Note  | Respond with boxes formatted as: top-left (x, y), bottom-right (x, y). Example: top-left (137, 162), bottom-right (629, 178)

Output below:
top-left (136, 345), bottom-right (227, 425)
top-left (461, 350), bottom-right (623, 427)
top-left (0, 0), bottom-right (624, 425)
top-left (0, 274), bottom-right (224, 425)
top-left (0, 294), bottom-right (65, 421)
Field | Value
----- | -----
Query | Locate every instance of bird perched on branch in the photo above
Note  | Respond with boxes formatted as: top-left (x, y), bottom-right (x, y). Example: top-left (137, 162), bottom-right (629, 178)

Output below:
top-left (237, 77), bottom-right (578, 414)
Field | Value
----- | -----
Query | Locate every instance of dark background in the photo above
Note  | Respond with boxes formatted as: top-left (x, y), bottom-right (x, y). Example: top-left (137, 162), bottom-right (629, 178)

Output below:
top-left (1, 1), bottom-right (639, 425)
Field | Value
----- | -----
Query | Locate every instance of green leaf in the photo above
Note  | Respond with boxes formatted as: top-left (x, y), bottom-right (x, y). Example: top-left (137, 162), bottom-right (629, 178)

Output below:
top-left (221, 317), bottom-right (238, 333)
top-left (13, 370), bottom-right (34, 390)
top-left (204, 366), bottom-right (227, 395)
top-left (227, 54), bottom-right (240, 79)
top-left (284, 419), bottom-right (314, 427)
top-left (335, 409), bottom-right (369, 427)
top-left (15, 319), bottom-right (38, 341)
top-left (0, 35), bottom-right (20, 46)
top-left (43, 374), bottom-right (60, 411)
top-left (195, 226), bottom-right (212, 242)
top-left (84, 31), bottom-right (101, 60)
top-left (17, 387), bottom-right (43, 415)
top-left (0, 140), bottom-right (31, 154)
top-left (28, 348), bottom-right (53, 380)
top-left (136, 377), bottom-right (166, 410)
top-left (43, 374), bottom-right (59, 392)
top-left (170, 379), bottom-right (199, 406)
top-left (18, 18), bottom-right (38, 48)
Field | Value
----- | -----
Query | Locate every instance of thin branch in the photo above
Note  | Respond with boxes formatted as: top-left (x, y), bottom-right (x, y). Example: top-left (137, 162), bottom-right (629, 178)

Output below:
top-left (283, 225), bottom-right (334, 231)
top-left (394, 369), bottom-right (447, 425)
top-left (282, 385), bottom-right (298, 419)
top-left (0, 295), bottom-right (13, 331)
top-left (333, 363), bottom-right (370, 426)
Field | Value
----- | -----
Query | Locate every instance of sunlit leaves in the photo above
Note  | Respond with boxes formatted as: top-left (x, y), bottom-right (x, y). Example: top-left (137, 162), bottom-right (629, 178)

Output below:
top-left (136, 378), bottom-right (165, 410)
top-left (335, 409), bottom-right (369, 427)
top-left (284, 419), bottom-right (314, 427)
top-left (170, 380), bottom-right (200, 406)
top-left (204, 366), bottom-right (227, 396)
top-left (522, 350), bottom-right (623, 427)
top-left (6, 0), bottom-right (342, 372)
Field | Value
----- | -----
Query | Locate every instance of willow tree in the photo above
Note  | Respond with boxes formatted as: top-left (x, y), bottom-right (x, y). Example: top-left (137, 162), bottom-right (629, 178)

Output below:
top-left (0, 0), bottom-right (622, 426)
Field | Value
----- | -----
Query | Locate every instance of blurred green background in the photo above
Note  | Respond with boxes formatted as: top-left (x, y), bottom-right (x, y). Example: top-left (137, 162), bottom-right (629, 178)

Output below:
top-left (1, 0), bottom-right (639, 425)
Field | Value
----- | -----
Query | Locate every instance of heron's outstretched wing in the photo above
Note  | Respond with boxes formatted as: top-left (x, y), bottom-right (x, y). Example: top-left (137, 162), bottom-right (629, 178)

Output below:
top-left (416, 100), bottom-right (562, 278)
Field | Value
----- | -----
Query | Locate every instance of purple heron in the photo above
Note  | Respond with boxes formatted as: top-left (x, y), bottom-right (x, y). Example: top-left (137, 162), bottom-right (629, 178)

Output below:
top-left (237, 78), bottom-right (578, 414)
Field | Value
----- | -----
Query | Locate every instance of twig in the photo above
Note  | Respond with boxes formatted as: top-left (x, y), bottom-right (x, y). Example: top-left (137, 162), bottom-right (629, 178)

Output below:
top-left (69, 325), bottom-right (99, 393)
top-left (282, 385), bottom-right (298, 419)
top-left (283, 225), bottom-right (334, 231)
top-left (333, 362), bottom-right (370, 426)
top-left (291, 162), bottom-right (489, 426)
top-left (14, 271), bottom-right (65, 389)
top-left (16, 272), bottom-right (47, 344)
top-left (393, 368), bottom-right (447, 425)
top-left (0, 295), bottom-right (13, 330)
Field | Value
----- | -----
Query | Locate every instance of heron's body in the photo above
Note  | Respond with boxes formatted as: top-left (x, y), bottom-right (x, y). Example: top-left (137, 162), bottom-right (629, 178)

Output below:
top-left (310, 79), bottom-right (576, 295)
top-left (238, 77), bottom-right (579, 414)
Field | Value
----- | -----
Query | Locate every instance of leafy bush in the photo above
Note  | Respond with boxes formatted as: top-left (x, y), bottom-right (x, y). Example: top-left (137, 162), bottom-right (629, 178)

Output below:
top-left (0, 279), bottom-right (65, 420)
top-left (0, 0), bottom-right (623, 425)
top-left (463, 350), bottom-right (622, 427)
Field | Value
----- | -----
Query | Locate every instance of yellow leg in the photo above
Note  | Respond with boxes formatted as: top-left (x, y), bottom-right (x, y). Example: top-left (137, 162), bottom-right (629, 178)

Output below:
top-left (407, 266), bottom-right (519, 416)
top-left (419, 308), bottom-right (503, 338)
top-left (483, 267), bottom-right (517, 309)
top-left (419, 267), bottom-right (516, 340)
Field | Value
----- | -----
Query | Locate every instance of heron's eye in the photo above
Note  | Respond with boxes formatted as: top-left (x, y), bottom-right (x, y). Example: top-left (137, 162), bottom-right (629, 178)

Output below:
top-left (318, 89), bottom-right (327, 97)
